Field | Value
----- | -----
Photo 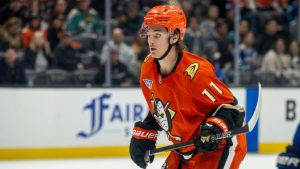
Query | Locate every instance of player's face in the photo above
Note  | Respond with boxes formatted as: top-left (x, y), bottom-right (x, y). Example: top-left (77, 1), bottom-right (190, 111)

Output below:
top-left (146, 26), bottom-right (170, 58)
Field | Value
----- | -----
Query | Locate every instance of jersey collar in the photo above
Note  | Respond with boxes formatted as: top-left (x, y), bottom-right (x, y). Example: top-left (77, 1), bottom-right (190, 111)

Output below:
top-left (154, 52), bottom-right (183, 78)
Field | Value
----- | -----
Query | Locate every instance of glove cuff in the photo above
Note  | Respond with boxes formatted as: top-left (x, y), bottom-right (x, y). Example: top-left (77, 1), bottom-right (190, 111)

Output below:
top-left (287, 145), bottom-right (300, 156)
top-left (132, 126), bottom-right (158, 142)
top-left (206, 117), bottom-right (229, 132)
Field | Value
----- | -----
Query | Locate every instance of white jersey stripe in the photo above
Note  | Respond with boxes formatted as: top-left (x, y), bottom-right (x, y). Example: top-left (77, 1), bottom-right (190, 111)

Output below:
top-left (224, 136), bottom-right (238, 169)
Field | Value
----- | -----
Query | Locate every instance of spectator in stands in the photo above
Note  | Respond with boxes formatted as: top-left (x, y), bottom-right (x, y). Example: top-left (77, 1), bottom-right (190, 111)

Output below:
top-left (66, 0), bottom-right (103, 37)
top-left (95, 47), bottom-right (133, 87)
top-left (261, 38), bottom-right (292, 84)
top-left (201, 41), bottom-right (224, 81)
top-left (211, 20), bottom-right (234, 83)
top-left (0, 17), bottom-right (22, 52)
top-left (228, 19), bottom-right (250, 42)
top-left (49, 0), bottom-right (68, 23)
top-left (214, 20), bottom-right (234, 70)
top-left (38, 0), bottom-right (57, 25)
top-left (23, 32), bottom-right (52, 73)
top-left (190, 0), bottom-right (210, 21)
top-left (27, 0), bottom-right (40, 19)
top-left (47, 17), bottom-right (63, 51)
top-left (256, 18), bottom-right (280, 56)
top-left (202, 41), bottom-right (220, 65)
top-left (0, 0), bottom-right (27, 26)
top-left (288, 1), bottom-right (298, 40)
top-left (184, 17), bottom-right (204, 56)
top-left (199, 5), bottom-right (219, 41)
top-left (289, 40), bottom-right (300, 85)
top-left (22, 15), bottom-right (47, 49)
top-left (53, 32), bottom-right (84, 71)
top-left (180, 0), bottom-right (193, 18)
top-left (289, 40), bottom-right (300, 71)
top-left (118, 2), bottom-right (143, 36)
top-left (0, 47), bottom-right (26, 85)
top-left (239, 32), bottom-right (260, 84)
top-left (131, 35), bottom-right (148, 59)
top-left (100, 27), bottom-right (137, 74)
top-left (224, 3), bottom-right (235, 32)
top-left (239, 32), bottom-right (260, 73)
top-left (239, 19), bottom-right (250, 40)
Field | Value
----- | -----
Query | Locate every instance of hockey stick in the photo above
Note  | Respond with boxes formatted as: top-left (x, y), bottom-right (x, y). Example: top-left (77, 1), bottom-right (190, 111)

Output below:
top-left (144, 83), bottom-right (262, 164)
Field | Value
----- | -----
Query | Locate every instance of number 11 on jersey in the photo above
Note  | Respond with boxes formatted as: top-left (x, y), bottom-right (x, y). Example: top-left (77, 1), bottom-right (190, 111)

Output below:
top-left (202, 82), bottom-right (223, 102)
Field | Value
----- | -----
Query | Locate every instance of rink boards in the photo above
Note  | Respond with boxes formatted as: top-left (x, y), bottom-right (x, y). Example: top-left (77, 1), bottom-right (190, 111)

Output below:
top-left (0, 87), bottom-right (299, 159)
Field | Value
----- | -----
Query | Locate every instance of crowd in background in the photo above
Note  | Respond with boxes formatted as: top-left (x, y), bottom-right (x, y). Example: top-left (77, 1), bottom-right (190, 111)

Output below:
top-left (0, 0), bottom-right (299, 87)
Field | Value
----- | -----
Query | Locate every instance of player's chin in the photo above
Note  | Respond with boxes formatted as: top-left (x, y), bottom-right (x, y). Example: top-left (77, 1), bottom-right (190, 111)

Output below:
top-left (150, 52), bottom-right (159, 58)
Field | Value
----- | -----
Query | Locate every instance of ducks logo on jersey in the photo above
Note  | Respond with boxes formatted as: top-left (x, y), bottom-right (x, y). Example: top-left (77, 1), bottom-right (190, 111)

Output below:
top-left (151, 94), bottom-right (175, 131)
top-left (150, 93), bottom-right (182, 141)
top-left (184, 63), bottom-right (199, 80)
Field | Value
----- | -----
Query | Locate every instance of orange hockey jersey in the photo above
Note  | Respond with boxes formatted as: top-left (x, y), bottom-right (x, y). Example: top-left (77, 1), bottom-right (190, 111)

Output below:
top-left (140, 51), bottom-right (245, 153)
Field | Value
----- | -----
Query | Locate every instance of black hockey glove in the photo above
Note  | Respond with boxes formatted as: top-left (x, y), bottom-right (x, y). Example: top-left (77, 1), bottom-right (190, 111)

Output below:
top-left (277, 145), bottom-right (300, 169)
top-left (195, 104), bottom-right (245, 152)
top-left (130, 121), bottom-right (158, 168)
top-left (195, 117), bottom-right (229, 152)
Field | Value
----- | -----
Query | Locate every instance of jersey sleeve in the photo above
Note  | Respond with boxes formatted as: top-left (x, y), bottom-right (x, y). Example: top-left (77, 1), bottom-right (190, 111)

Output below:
top-left (188, 61), bottom-right (246, 130)
top-left (189, 61), bottom-right (235, 117)
top-left (139, 61), bottom-right (155, 114)
top-left (140, 78), bottom-right (154, 114)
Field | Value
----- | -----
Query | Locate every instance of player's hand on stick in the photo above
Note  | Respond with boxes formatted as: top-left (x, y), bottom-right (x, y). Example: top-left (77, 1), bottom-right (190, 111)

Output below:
top-left (195, 117), bottom-right (229, 152)
top-left (130, 121), bottom-right (157, 168)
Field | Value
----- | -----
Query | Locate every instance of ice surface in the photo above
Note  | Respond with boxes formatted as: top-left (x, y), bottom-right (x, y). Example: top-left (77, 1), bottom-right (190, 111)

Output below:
top-left (0, 153), bottom-right (277, 169)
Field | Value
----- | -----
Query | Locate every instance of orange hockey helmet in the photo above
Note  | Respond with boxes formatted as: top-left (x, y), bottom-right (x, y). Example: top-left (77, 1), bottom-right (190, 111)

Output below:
top-left (141, 5), bottom-right (187, 40)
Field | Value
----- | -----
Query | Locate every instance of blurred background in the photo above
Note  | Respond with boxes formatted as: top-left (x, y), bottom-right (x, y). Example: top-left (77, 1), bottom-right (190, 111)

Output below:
top-left (0, 0), bottom-right (299, 87)
top-left (0, 0), bottom-right (299, 168)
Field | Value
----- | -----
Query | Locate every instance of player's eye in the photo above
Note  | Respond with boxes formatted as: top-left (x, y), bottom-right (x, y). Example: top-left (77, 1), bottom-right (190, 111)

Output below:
top-left (153, 33), bottom-right (162, 39)
top-left (143, 33), bottom-right (164, 39)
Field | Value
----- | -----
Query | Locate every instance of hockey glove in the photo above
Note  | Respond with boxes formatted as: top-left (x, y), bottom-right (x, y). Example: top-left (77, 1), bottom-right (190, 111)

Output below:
top-left (277, 145), bottom-right (300, 169)
top-left (130, 121), bottom-right (158, 168)
top-left (195, 117), bottom-right (229, 152)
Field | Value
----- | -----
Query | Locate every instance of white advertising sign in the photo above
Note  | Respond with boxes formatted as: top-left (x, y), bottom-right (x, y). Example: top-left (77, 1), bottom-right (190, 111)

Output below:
top-left (0, 88), bottom-right (148, 148)
top-left (0, 88), bottom-right (245, 149)
top-left (260, 88), bottom-right (300, 143)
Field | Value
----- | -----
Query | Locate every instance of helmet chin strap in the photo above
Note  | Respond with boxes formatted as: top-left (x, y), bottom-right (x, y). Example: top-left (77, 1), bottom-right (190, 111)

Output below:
top-left (155, 35), bottom-right (178, 61)
top-left (155, 43), bottom-right (174, 61)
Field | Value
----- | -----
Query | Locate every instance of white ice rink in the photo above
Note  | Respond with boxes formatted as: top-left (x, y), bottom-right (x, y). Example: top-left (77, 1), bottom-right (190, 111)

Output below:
top-left (0, 154), bottom-right (277, 169)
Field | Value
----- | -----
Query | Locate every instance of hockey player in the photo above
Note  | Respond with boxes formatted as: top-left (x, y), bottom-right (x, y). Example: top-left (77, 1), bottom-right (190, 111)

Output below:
top-left (277, 123), bottom-right (300, 169)
top-left (129, 5), bottom-right (247, 169)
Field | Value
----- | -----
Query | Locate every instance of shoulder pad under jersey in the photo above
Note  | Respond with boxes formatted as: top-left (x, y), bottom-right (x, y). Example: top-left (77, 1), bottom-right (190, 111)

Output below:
top-left (143, 54), bottom-right (151, 63)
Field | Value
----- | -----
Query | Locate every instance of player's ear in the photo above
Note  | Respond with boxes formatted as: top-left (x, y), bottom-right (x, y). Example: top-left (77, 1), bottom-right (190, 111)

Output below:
top-left (172, 34), bottom-right (179, 44)
top-left (170, 29), bottom-right (180, 44)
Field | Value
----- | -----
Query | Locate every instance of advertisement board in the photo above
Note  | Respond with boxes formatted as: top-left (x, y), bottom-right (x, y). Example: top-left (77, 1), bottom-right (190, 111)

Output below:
top-left (259, 88), bottom-right (300, 153)
top-left (3, 87), bottom-right (290, 159)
